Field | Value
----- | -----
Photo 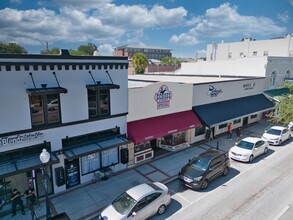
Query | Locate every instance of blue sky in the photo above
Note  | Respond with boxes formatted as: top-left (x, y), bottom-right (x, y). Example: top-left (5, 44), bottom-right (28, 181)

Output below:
top-left (0, 0), bottom-right (293, 58)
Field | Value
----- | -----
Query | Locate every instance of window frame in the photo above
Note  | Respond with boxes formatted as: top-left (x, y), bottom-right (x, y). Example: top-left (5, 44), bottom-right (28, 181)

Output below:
top-left (88, 89), bottom-right (111, 118)
top-left (29, 93), bottom-right (61, 127)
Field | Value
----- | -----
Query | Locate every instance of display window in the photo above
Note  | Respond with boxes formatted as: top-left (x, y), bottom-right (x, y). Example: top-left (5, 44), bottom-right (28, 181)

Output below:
top-left (161, 131), bottom-right (187, 146)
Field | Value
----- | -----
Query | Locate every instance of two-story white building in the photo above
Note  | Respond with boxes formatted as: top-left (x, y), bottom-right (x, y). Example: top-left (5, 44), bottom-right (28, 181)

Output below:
top-left (0, 50), bottom-right (129, 198)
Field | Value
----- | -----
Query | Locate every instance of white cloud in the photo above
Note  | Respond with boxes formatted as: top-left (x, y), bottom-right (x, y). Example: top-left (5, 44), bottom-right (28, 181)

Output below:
top-left (169, 33), bottom-right (199, 46)
top-left (194, 49), bottom-right (206, 58)
top-left (97, 44), bottom-right (114, 56)
top-left (0, 2), bottom-right (190, 47)
top-left (170, 3), bottom-right (286, 46)
top-left (278, 11), bottom-right (289, 22)
top-left (289, 0), bottom-right (293, 7)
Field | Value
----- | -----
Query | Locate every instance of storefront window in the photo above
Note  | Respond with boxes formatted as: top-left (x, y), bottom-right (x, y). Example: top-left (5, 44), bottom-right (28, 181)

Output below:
top-left (250, 114), bottom-right (257, 119)
top-left (81, 152), bottom-right (101, 175)
top-left (195, 126), bottom-right (205, 136)
top-left (161, 131), bottom-right (187, 146)
top-left (101, 147), bottom-right (118, 167)
top-left (233, 119), bottom-right (241, 125)
top-left (219, 123), bottom-right (227, 129)
top-left (134, 142), bottom-right (151, 153)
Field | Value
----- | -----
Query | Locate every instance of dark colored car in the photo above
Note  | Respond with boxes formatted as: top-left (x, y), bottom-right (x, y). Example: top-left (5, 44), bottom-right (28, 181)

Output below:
top-left (179, 149), bottom-right (230, 190)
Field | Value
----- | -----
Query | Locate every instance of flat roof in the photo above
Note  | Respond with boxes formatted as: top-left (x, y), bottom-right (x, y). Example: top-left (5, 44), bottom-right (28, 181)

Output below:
top-left (128, 73), bottom-right (253, 88)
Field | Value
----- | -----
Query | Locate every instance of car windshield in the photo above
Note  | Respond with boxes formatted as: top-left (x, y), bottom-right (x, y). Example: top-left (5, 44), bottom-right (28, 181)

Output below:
top-left (112, 192), bottom-right (137, 215)
top-left (266, 128), bottom-right (281, 136)
top-left (236, 140), bottom-right (254, 150)
top-left (189, 157), bottom-right (210, 171)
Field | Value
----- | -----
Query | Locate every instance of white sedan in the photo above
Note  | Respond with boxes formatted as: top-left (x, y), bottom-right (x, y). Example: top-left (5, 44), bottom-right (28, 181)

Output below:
top-left (262, 126), bottom-right (291, 145)
top-left (99, 182), bottom-right (171, 220)
top-left (229, 137), bottom-right (269, 162)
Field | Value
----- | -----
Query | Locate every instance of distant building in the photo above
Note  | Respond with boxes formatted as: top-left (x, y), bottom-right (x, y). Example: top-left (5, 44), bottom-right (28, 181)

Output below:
top-left (114, 45), bottom-right (172, 60)
top-left (207, 34), bottom-right (293, 61)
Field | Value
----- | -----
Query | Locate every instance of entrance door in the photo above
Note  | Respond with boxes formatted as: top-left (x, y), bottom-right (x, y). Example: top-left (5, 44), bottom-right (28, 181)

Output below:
top-left (243, 117), bottom-right (248, 126)
top-left (65, 159), bottom-right (80, 188)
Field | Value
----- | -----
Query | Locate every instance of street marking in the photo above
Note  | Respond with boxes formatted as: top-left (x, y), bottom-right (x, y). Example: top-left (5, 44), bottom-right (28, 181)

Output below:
top-left (273, 205), bottom-right (290, 220)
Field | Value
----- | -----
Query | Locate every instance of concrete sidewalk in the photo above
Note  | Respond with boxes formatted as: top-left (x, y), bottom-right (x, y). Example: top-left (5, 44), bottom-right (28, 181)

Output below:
top-left (1, 120), bottom-right (271, 220)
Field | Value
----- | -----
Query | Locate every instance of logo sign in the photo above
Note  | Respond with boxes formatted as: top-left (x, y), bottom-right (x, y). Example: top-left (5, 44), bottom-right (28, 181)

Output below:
top-left (154, 85), bottom-right (172, 109)
top-left (243, 82), bottom-right (255, 90)
top-left (206, 85), bottom-right (223, 97)
top-left (0, 132), bottom-right (44, 147)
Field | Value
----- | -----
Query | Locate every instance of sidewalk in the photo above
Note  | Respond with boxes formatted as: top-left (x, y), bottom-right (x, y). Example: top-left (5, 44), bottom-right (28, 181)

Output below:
top-left (0, 120), bottom-right (271, 220)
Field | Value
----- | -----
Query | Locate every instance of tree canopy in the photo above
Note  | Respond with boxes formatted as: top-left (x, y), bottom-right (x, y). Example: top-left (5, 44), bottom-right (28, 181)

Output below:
top-left (0, 43), bottom-right (28, 54)
top-left (161, 56), bottom-right (181, 65)
top-left (267, 82), bottom-right (293, 125)
top-left (40, 47), bottom-right (61, 55)
top-left (69, 43), bottom-right (97, 55)
top-left (132, 53), bottom-right (148, 74)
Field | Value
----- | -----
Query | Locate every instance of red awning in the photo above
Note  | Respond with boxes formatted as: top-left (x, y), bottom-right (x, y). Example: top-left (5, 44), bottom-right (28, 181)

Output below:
top-left (127, 110), bottom-right (202, 144)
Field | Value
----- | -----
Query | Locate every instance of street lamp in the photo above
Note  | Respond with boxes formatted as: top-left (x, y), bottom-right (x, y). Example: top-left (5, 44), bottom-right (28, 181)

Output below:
top-left (39, 148), bottom-right (51, 219)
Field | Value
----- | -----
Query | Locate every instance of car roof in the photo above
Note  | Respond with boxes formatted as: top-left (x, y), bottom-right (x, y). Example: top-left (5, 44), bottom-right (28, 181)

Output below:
top-left (269, 126), bottom-right (286, 130)
top-left (241, 137), bottom-right (262, 143)
top-left (198, 149), bottom-right (224, 160)
top-left (126, 183), bottom-right (156, 201)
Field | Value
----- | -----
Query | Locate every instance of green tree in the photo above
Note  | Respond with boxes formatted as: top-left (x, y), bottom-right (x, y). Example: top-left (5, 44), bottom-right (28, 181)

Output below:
top-left (161, 56), bottom-right (181, 65)
top-left (74, 43), bottom-right (97, 55)
top-left (132, 53), bottom-right (148, 74)
top-left (0, 43), bottom-right (27, 54)
top-left (40, 47), bottom-right (60, 55)
top-left (267, 82), bottom-right (293, 124)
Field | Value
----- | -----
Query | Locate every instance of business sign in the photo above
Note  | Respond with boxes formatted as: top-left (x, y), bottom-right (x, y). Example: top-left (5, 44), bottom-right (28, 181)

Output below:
top-left (206, 85), bottom-right (223, 97)
top-left (154, 85), bottom-right (172, 109)
top-left (243, 82), bottom-right (256, 90)
top-left (0, 132), bottom-right (44, 147)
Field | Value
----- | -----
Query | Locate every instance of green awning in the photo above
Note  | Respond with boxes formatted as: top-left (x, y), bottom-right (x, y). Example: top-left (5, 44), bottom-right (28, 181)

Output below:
top-left (263, 88), bottom-right (292, 101)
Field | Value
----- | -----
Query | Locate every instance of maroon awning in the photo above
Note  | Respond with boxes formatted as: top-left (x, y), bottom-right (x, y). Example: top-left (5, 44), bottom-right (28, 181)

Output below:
top-left (127, 110), bottom-right (202, 144)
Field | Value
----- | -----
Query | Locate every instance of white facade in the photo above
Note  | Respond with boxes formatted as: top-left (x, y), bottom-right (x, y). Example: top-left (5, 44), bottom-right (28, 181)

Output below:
top-left (177, 56), bottom-right (293, 89)
top-left (0, 51), bottom-right (129, 196)
top-left (193, 78), bottom-right (265, 106)
top-left (128, 82), bottom-right (193, 122)
top-left (207, 34), bottom-right (293, 61)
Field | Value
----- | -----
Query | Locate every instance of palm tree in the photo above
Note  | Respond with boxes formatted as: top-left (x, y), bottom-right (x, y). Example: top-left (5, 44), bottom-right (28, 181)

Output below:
top-left (132, 53), bottom-right (148, 74)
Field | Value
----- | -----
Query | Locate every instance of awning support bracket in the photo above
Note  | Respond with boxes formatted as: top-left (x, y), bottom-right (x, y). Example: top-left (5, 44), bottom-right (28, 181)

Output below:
top-left (88, 71), bottom-right (97, 85)
top-left (29, 72), bottom-right (37, 89)
top-left (53, 72), bottom-right (61, 87)
top-left (106, 70), bottom-right (114, 84)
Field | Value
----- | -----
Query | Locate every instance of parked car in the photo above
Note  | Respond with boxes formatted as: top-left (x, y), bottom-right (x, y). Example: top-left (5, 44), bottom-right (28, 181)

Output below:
top-left (229, 137), bottom-right (269, 162)
top-left (99, 182), bottom-right (170, 220)
top-left (178, 149), bottom-right (230, 190)
top-left (47, 99), bottom-right (59, 111)
top-left (261, 126), bottom-right (291, 145)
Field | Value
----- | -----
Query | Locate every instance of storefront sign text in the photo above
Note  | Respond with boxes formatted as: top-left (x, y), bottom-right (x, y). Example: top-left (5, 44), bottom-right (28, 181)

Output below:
top-left (243, 83), bottom-right (255, 90)
top-left (0, 132), bottom-right (44, 146)
top-left (206, 85), bottom-right (223, 97)
top-left (154, 85), bottom-right (172, 109)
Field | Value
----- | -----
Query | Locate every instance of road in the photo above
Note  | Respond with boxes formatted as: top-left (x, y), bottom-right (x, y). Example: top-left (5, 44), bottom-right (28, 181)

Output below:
top-left (150, 138), bottom-right (293, 220)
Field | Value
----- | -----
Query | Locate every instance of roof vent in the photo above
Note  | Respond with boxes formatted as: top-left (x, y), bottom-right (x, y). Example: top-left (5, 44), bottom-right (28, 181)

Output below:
top-left (60, 49), bottom-right (70, 56)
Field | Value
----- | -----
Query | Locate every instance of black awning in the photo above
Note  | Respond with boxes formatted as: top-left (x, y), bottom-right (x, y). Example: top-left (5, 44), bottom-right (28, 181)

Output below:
top-left (0, 152), bottom-right (59, 178)
top-left (26, 87), bottom-right (67, 95)
top-left (193, 94), bottom-right (274, 127)
top-left (63, 136), bottom-right (130, 160)
top-left (86, 83), bottom-right (120, 91)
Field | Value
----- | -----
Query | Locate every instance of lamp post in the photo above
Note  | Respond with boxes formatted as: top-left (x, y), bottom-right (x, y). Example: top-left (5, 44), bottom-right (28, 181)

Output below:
top-left (39, 149), bottom-right (51, 219)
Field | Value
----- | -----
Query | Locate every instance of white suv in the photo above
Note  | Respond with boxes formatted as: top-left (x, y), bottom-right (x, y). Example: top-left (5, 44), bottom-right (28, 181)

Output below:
top-left (262, 126), bottom-right (291, 145)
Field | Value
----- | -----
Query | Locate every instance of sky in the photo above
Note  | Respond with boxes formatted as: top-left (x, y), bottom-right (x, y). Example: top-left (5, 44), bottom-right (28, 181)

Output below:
top-left (0, 0), bottom-right (293, 58)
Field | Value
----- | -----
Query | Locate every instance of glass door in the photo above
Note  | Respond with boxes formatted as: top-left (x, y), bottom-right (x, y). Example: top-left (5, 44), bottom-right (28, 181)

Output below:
top-left (65, 159), bottom-right (80, 188)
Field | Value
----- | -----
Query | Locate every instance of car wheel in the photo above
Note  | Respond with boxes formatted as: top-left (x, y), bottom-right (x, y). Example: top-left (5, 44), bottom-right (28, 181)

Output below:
top-left (249, 155), bottom-right (254, 162)
top-left (201, 179), bottom-right (209, 190)
top-left (264, 147), bottom-right (268, 154)
top-left (157, 205), bottom-right (166, 215)
top-left (223, 166), bottom-right (229, 176)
